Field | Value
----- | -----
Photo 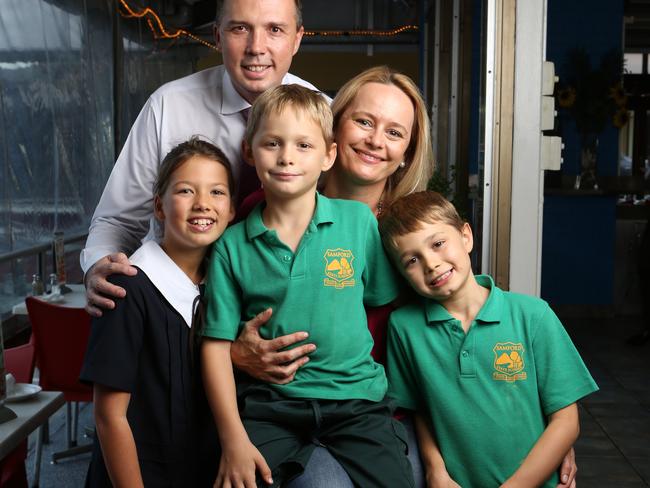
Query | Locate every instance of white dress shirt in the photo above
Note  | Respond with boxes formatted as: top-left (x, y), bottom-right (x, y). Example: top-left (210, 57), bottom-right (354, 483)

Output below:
top-left (80, 65), bottom-right (322, 272)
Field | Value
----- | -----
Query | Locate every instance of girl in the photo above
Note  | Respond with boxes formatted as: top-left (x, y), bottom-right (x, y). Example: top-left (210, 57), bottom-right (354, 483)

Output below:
top-left (80, 137), bottom-right (235, 487)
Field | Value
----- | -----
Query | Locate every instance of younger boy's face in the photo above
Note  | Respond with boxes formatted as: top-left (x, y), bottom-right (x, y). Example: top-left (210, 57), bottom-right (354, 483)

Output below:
top-left (392, 220), bottom-right (474, 302)
top-left (246, 107), bottom-right (336, 199)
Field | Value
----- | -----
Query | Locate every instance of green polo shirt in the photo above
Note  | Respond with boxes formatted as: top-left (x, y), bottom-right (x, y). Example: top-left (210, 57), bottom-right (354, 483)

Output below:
top-left (204, 193), bottom-right (399, 401)
top-left (387, 275), bottom-right (598, 488)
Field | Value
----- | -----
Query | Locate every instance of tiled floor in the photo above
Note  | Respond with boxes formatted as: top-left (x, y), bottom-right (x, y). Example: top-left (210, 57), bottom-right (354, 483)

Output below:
top-left (23, 314), bottom-right (650, 487)
top-left (567, 315), bottom-right (650, 487)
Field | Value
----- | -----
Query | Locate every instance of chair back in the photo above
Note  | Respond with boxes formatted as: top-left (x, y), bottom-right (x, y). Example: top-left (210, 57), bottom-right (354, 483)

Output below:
top-left (25, 297), bottom-right (92, 402)
top-left (4, 334), bottom-right (36, 384)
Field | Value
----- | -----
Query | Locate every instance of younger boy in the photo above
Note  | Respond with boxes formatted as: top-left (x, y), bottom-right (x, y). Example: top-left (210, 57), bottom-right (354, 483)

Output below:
top-left (379, 191), bottom-right (598, 488)
top-left (201, 84), bottom-right (414, 487)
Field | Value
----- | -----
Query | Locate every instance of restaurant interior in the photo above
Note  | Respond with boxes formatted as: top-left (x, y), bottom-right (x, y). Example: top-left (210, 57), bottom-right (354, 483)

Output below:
top-left (0, 0), bottom-right (648, 486)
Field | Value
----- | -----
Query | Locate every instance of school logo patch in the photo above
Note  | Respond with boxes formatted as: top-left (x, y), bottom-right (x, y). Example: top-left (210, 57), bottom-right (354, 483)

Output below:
top-left (323, 248), bottom-right (355, 289)
top-left (492, 342), bottom-right (527, 382)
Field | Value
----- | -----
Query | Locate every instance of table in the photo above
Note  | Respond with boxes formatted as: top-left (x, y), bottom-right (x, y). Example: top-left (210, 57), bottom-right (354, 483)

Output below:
top-left (12, 284), bottom-right (86, 316)
top-left (0, 391), bottom-right (65, 460)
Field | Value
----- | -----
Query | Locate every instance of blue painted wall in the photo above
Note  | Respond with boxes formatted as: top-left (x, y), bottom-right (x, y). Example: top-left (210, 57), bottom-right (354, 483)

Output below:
top-left (541, 0), bottom-right (623, 305)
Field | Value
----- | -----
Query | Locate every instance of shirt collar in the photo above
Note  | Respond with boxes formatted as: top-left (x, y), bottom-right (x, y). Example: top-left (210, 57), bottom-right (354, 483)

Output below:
top-left (221, 70), bottom-right (294, 115)
top-left (424, 274), bottom-right (502, 326)
top-left (245, 192), bottom-right (334, 240)
top-left (130, 241), bottom-right (200, 328)
top-left (221, 69), bottom-right (250, 115)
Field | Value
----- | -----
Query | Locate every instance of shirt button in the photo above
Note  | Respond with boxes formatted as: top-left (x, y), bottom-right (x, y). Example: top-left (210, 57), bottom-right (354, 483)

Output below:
top-left (283, 255), bottom-right (291, 262)
top-left (462, 351), bottom-right (469, 358)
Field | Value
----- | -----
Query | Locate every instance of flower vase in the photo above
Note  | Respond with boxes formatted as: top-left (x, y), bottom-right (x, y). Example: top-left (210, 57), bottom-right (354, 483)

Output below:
top-left (575, 133), bottom-right (599, 190)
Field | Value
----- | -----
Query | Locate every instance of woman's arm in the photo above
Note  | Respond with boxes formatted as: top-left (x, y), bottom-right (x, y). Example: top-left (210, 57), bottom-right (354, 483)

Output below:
top-left (501, 403), bottom-right (580, 488)
top-left (202, 338), bottom-right (273, 487)
top-left (414, 414), bottom-right (461, 488)
top-left (557, 447), bottom-right (577, 488)
top-left (94, 385), bottom-right (143, 488)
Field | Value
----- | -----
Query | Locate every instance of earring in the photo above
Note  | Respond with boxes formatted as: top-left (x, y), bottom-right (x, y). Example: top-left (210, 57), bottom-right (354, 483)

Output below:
top-left (399, 161), bottom-right (406, 168)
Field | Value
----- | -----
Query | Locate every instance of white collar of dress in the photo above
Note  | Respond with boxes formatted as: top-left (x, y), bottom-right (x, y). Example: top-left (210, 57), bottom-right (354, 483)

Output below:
top-left (130, 241), bottom-right (199, 328)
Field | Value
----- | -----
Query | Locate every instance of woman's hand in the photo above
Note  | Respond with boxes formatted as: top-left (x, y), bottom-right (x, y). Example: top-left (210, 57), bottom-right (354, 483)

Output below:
top-left (84, 253), bottom-right (137, 317)
top-left (231, 308), bottom-right (316, 384)
top-left (556, 447), bottom-right (577, 488)
top-left (426, 470), bottom-right (461, 488)
top-left (214, 439), bottom-right (273, 488)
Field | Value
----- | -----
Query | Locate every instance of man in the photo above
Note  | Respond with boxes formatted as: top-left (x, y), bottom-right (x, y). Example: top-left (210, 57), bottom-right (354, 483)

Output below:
top-left (82, 0), bottom-right (312, 331)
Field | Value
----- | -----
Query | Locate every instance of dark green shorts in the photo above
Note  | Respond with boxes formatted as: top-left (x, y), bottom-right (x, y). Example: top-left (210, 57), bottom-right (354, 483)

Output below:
top-left (238, 383), bottom-right (414, 488)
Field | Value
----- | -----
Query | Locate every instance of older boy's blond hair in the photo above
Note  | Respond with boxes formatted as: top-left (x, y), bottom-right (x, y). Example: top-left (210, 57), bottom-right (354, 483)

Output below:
top-left (244, 84), bottom-right (333, 148)
top-left (379, 191), bottom-right (464, 253)
top-left (331, 66), bottom-right (434, 207)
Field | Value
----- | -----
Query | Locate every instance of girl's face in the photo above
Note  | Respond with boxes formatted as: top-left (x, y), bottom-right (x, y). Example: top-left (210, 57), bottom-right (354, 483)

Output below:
top-left (154, 155), bottom-right (234, 258)
top-left (334, 82), bottom-right (414, 190)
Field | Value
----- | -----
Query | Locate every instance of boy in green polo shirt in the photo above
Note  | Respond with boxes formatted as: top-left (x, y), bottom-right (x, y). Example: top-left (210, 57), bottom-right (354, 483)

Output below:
top-left (201, 85), bottom-right (414, 488)
top-left (379, 191), bottom-right (598, 488)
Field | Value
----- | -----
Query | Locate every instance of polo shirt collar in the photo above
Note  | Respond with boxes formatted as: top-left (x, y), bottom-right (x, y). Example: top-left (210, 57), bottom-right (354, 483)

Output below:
top-left (130, 240), bottom-right (200, 328)
top-left (245, 192), bottom-right (334, 240)
top-left (424, 274), bottom-right (502, 326)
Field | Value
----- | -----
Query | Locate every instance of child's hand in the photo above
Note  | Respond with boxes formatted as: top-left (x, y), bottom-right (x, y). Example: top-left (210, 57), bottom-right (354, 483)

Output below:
top-left (214, 439), bottom-right (273, 487)
top-left (426, 470), bottom-right (461, 488)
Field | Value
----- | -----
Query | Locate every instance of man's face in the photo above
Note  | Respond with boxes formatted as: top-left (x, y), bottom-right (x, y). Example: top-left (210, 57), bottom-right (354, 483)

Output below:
top-left (216, 0), bottom-right (304, 104)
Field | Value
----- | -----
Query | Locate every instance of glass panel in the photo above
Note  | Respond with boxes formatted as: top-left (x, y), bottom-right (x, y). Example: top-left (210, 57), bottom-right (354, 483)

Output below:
top-left (624, 52), bottom-right (644, 74)
top-left (0, 0), bottom-right (113, 315)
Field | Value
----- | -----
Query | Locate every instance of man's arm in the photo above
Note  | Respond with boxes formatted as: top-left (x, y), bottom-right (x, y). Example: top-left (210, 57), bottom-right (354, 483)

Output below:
top-left (81, 98), bottom-right (161, 316)
top-left (94, 385), bottom-right (143, 488)
top-left (201, 339), bottom-right (273, 487)
top-left (230, 308), bottom-right (316, 384)
top-left (81, 97), bottom-right (161, 272)
top-left (501, 403), bottom-right (580, 488)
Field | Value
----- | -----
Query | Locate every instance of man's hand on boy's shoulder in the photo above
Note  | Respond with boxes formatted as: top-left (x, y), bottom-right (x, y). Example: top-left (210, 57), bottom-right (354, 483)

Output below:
top-left (231, 308), bottom-right (317, 384)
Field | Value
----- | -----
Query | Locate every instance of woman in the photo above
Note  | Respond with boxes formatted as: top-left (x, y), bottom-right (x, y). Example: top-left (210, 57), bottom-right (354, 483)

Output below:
top-left (324, 65), bottom-right (432, 215)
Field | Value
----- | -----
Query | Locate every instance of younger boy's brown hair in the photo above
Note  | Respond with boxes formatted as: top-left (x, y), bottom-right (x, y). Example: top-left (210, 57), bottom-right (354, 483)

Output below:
top-left (379, 191), bottom-right (465, 253)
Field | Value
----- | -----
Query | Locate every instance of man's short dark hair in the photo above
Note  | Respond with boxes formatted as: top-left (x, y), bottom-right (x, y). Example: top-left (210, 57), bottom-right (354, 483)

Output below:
top-left (215, 0), bottom-right (303, 28)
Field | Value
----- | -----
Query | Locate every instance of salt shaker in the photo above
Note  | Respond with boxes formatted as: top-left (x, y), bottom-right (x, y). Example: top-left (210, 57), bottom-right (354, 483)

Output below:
top-left (49, 273), bottom-right (60, 295)
top-left (31, 274), bottom-right (44, 296)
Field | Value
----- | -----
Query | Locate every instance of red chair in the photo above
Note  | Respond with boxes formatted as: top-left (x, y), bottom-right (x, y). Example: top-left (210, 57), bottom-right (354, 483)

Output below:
top-left (25, 297), bottom-right (93, 469)
top-left (0, 335), bottom-right (36, 488)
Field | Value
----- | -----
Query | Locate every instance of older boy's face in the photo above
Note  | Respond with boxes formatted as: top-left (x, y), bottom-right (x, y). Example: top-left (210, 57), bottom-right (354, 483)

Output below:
top-left (246, 107), bottom-right (336, 199)
top-left (392, 221), bottom-right (474, 301)
top-left (216, 0), bottom-right (304, 104)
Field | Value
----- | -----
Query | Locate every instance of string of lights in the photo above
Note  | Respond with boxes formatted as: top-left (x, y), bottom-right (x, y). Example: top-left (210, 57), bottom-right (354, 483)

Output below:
top-left (118, 0), bottom-right (418, 49)
top-left (118, 0), bottom-right (218, 50)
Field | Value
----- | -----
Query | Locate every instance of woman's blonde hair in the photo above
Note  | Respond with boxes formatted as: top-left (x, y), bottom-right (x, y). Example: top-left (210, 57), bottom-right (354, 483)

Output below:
top-left (331, 66), bottom-right (434, 206)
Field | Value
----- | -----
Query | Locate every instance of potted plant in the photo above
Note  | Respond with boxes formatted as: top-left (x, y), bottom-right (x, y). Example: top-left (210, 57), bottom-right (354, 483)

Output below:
top-left (555, 48), bottom-right (626, 189)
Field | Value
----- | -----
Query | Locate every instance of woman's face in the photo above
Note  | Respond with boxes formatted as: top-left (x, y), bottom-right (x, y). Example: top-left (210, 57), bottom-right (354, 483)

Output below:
top-left (334, 82), bottom-right (415, 189)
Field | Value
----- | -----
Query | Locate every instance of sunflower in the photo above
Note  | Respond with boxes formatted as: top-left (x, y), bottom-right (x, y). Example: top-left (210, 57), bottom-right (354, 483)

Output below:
top-left (609, 83), bottom-right (627, 107)
top-left (612, 108), bottom-right (630, 128)
top-left (557, 86), bottom-right (577, 108)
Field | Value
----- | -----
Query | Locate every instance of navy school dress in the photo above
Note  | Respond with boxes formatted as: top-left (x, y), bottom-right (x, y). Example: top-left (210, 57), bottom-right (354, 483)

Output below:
top-left (80, 241), bottom-right (218, 487)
